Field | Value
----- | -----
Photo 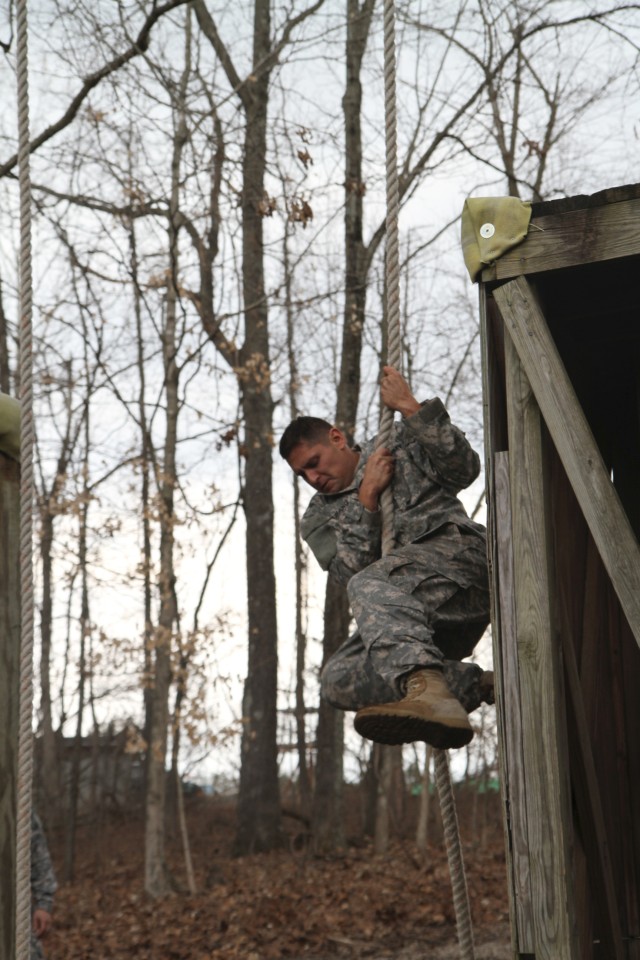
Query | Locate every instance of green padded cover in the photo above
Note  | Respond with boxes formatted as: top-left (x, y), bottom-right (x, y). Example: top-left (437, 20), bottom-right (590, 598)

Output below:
top-left (461, 196), bottom-right (532, 282)
top-left (0, 393), bottom-right (20, 461)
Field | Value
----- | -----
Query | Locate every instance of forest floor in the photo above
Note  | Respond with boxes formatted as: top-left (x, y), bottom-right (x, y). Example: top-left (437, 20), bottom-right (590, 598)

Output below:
top-left (46, 789), bottom-right (512, 960)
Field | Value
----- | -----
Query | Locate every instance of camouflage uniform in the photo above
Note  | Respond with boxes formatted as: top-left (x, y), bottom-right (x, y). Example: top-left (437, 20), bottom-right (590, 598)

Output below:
top-left (31, 812), bottom-right (57, 960)
top-left (301, 398), bottom-right (490, 713)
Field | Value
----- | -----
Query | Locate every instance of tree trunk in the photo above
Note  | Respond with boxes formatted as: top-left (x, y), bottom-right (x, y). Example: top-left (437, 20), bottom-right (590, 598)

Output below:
top-left (233, 0), bottom-right (281, 856)
top-left (129, 220), bottom-right (154, 798)
top-left (37, 377), bottom-right (75, 825)
top-left (374, 745), bottom-right (393, 854)
top-left (373, 745), bottom-right (404, 853)
top-left (64, 451), bottom-right (90, 882)
top-left (38, 510), bottom-right (61, 821)
top-left (191, 0), bottom-right (330, 854)
top-left (283, 224), bottom-right (311, 814)
top-left (389, 745), bottom-right (406, 836)
top-left (311, 0), bottom-right (376, 853)
top-left (292, 475), bottom-right (311, 812)
top-left (416, 745), bottom-right (432, 860)
top-left (144, 28), bottom-right (189, 892)
top-left (0, 272), bottom-right (10, 393)
top-left (65, 299), bottom-right (96, 881)
top-left (337, 0), bottom-right (375, 436)
top-left (362, 743), bottom-right (379, 838)
top-left (176, 772), bottom-right (197, 894)
top-left (312, 577), bottom-right (349, 854)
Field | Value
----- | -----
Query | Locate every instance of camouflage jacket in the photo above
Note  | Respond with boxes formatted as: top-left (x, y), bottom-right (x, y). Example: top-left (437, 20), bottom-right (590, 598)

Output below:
top-left (301, 398), bottom-right (486, 587)
top-left (31, 813), bottom-right (57, 914)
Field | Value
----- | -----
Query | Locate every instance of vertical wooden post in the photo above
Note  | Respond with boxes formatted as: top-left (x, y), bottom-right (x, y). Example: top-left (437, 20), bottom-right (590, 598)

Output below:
top-left (503, 330), bottom-right (579, 959)
top-left (492, 452), bottom-right (535, 951)
top-left (0, 452), bottom-right (20, 959)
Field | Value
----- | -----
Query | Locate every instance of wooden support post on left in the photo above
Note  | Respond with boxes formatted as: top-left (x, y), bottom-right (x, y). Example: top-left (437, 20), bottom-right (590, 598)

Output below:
top-left (0, 451), bottom-right (20, 959)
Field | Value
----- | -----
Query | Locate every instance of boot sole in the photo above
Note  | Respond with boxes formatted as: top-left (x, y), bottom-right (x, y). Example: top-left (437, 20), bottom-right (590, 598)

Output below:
top-left (354, 711), bottom-right (473, 750)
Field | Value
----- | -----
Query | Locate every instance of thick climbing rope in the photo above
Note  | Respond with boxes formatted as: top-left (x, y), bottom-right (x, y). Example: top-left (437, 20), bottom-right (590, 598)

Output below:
top-left (16, 0), bottom-right (35, 955)
top-left (377, 0), bottom-right (401, 554)
top-left (434, 748), bottom-right (475, 957)
top-left (380, 2), bottom-right (475, 957)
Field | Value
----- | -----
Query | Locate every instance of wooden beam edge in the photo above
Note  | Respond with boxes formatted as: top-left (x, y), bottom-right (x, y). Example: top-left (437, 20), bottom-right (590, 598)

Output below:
top-left (493, 277), bottom-right (640, 651)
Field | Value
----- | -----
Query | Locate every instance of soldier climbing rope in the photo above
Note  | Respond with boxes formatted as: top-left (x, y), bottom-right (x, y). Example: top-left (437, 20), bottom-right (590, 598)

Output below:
top-left (379, 2), bottom-right (475, 958)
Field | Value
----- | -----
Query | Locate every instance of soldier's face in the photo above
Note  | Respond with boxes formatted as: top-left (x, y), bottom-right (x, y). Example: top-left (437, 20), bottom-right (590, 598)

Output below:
top-left (287, 428), bottom-right (359, 494)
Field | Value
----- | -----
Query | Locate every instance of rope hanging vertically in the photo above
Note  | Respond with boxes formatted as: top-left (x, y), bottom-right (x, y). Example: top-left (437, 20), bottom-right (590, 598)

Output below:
top-left (377, 0), bottom-right (401, 561)
top-left (434, 749), bottom-right (475, 958)
top-left (16, 0), bottom-right (35, 956)
top-left (379, 3), bottom-right (475, 958)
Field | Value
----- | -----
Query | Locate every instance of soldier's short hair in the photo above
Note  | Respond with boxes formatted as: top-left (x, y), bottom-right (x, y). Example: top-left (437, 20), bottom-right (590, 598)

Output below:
top-left (279, 416), bottom-right (333, 460)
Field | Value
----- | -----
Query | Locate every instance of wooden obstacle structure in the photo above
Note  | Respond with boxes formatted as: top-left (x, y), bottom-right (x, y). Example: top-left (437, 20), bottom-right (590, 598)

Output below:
top-left (478, 183), bottom-right (640, 959)
top-left (0, 450), bottom-right (20, 957)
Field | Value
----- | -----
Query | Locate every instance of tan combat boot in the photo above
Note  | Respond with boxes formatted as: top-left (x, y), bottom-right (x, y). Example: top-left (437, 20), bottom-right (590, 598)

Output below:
top-left (354, 668), bottom-right (474, 749)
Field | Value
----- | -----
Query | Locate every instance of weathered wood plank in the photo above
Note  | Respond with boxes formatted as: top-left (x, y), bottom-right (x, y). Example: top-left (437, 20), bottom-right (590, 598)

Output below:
top-left (478, 293), bottom-right (521, 959)
top-left (0, 452), bottom-right (20, 960)
top-left (482, 197), bottom-right (640, 280)
top-left (562, 631), bottom-right (625, 960)
top-left (503, 331), bottom-right (579, 960)
top-left (609, 598), bottom-right (640, 958)
top-left (493, 276), bottom-right (640, 650)
top-left (493, 453), bottom-right (535, 954)
top-left (529, 183), bottom-right (640, 219)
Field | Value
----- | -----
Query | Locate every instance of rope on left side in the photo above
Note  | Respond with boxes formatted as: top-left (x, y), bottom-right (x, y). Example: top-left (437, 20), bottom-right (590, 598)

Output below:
top-left (16, 0), bottom-right (35, 956)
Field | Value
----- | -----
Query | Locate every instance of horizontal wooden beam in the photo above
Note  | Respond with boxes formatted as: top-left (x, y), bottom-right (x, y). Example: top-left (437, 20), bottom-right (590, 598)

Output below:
top-left (493, 277), bottom-right (640, 649)
top-left (482, 197), bottom-right (640, 280)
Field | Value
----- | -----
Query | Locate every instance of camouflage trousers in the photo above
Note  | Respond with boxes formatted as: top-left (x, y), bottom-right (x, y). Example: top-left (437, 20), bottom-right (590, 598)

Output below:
top-left (321, 525), bottom-right (490, 713)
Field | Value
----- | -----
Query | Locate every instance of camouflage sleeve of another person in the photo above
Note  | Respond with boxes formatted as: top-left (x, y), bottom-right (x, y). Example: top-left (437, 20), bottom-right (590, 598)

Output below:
top-left (301, 494), bottom-right (382, 587)
top-left (31, 813), bottom-right (57, 913)
top-left (402, 398), bottom-right (480, 491)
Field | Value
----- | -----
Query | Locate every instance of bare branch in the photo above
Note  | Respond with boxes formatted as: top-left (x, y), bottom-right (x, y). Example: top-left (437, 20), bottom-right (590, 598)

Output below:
top-left (192, 0), bottom-right (246, 104)
top-left (193, 0), bottom-right (327, 108)
top-left (0, 0), bottom-right (193, 178)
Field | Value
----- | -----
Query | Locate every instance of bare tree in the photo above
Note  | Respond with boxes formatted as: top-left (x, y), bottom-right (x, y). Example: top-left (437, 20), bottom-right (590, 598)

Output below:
top-left (400, 0), bottom-right (640, 201)
top-left (35, 363), bottom-right (82, 824)
top-left (192, 0), bottom-right (326, 854)
top-left (312, 0), bottom-right (376, 856)
top-left (64, 334), bottom-right (92, 882)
